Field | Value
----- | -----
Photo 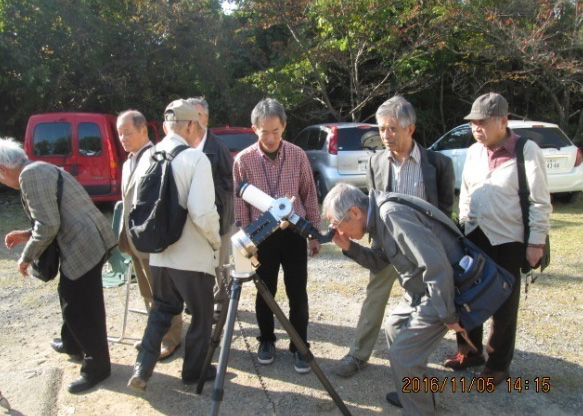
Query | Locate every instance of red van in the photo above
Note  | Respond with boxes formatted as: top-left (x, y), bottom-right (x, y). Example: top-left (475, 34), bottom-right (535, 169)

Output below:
top-left (24, 113), bottom-right (160, 203)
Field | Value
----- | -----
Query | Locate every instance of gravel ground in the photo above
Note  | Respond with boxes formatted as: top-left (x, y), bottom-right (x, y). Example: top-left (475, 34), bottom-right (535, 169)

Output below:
top-left (0, 193), bottom-right (582, 415)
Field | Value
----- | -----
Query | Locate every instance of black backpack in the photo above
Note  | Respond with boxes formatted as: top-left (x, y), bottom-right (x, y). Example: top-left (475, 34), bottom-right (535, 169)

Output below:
top-left (129, 145), bottom-right (189, 253)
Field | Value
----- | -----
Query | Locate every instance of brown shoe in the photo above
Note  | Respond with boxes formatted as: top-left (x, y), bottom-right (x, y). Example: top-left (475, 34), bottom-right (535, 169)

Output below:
top-left (443, 352), bottom-right (485, 370)
top-left (480, 368), bottom-right (509, 386)
top-left (159, 343), bottom-right (180, 361)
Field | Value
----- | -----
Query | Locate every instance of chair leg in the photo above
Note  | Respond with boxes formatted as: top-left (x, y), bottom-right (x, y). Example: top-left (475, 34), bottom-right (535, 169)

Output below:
top-left (108, 260), bottom-right (133, 343)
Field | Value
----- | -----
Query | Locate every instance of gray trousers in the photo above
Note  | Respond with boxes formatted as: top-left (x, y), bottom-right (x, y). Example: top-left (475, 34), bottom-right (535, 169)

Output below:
top-left (349, 264), bottom-right (398, 361)
top-left (385, 294), bottom-right (447, 416)
top-left (137, 267), bottom-right (214, 381)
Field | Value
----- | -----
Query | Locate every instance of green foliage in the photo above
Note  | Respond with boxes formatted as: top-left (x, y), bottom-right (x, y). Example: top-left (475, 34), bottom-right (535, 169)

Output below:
top-left (0, 0), bottom-right (581, 143)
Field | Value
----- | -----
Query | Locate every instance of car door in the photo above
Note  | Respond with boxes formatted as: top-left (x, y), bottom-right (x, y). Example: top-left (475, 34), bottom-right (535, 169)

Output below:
top-left (336, 126), bottom-right (382, 175)
top-left (431, 125), bottom-right (474, 189)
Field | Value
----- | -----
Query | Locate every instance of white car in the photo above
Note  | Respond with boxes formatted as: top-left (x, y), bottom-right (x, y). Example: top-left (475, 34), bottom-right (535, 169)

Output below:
top-left (290, 123), bottom-right (384, 201)
top-left (430, 120), bottom-right (583, 202)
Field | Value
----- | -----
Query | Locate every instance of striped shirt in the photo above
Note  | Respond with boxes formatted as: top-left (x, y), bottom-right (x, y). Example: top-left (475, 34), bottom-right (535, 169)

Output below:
top-left (388, 142), bottom-right (426, 200)
top-left (233, 140), bottom-right (321, 230)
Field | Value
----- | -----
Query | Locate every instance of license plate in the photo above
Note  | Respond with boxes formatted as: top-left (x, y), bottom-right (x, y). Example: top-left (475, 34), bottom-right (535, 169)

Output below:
top-left (546, 158), bottom-right (561, 171)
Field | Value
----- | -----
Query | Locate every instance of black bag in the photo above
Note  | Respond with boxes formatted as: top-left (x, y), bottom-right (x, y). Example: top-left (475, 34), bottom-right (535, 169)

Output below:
top-left (129, 145), bottom-right (189, 253)
top-left (516, 137), bottom-right (551, 273)
top-left (30, 169), bottom-right (63, 282)
top-left (385, 196), bottom-right (515, 331)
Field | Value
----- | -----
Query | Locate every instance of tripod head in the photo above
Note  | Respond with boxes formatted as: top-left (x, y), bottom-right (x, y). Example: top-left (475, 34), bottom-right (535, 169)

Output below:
top-left (230, 182), bottom-right (334, 276)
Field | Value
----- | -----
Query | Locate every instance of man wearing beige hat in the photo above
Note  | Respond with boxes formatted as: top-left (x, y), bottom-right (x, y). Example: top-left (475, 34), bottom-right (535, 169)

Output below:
top-left (128, 99), bottom-right (221, 392)
top-left (444, 93), bottom-right (551, 384)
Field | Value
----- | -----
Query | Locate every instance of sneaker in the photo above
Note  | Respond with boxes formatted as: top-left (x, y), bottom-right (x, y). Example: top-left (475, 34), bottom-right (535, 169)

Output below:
top-left (334, 354), bottom-right (368, 378)
top-left (257, 341), bottom-right (275, 364)
top-left (443, 352), bottom-right (485, 370)
top-left (293, 352), bottom-right (311, 374)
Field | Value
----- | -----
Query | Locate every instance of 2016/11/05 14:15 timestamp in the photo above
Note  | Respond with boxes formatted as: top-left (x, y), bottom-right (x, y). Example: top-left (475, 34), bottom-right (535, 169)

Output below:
top-left (402, 377), bottom-right (552, 393)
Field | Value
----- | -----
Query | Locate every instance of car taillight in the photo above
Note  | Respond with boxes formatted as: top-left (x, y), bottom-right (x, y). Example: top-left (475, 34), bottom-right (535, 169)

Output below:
top-left (328, 126), bottom-right (338, 155)
top-left (575, 147), bottom-right (583, 167)
top-left (105, 139), bottom-right (119, 181)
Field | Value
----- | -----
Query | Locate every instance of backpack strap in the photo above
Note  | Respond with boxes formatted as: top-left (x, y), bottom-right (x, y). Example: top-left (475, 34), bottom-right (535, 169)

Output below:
top-left (382, 196), bottom-right (463, 238)
top-left (168, 144), bottom-right (189, 159)
top-left (515, 137), bottom-right (530, 245)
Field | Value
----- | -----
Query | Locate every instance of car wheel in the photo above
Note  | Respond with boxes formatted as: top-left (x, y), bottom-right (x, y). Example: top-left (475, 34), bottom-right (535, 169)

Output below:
top-left (315, 174), bottom-right (328, 203)
top-left (553, 191), bottom-right (580, 203)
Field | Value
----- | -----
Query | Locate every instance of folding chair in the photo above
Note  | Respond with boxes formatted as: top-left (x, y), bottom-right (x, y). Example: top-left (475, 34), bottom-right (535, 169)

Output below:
top-left (102, 201), bottom-right (146, 343)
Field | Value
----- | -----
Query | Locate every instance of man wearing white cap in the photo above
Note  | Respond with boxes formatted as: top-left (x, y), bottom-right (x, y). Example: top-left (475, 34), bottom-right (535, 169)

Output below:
top-left (445, 92), bottom-right (551, 385)
top-left (128, 99), bottom-right (221, 392)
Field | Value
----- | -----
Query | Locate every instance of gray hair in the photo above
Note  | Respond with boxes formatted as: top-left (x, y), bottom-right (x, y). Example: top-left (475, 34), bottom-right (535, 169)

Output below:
top-left (375, 95), bottom-right (416, 129)
top-left (322, 183), bottom-right (369, 223)
top-left (0, 137), bottom-right (28, 169)
top-left (186, 97), bottom-right (209, 117)
top-left (118, 109), bottom-right (147, 130)
top-left (251, 98), bottom-right (287, 127)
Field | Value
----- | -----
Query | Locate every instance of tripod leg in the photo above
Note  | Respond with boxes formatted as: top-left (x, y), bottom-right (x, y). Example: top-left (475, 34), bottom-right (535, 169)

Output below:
top-left (208, 278), bottom-right (245, 416)
top-left (253, 275), bottom-right (352, 416)
top-left (196, 276), bottom-right (232, 394)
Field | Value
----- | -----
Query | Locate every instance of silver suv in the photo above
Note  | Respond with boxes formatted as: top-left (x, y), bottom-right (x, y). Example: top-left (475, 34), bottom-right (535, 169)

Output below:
top-left (430, 120), bottom-right (583, 202)
top-left (290, 123), bottom-right (384, 201)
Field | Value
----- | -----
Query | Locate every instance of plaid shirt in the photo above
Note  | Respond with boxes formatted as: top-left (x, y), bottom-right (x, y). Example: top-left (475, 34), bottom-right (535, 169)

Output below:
top-left (233, 140), bottom-right (321, 230)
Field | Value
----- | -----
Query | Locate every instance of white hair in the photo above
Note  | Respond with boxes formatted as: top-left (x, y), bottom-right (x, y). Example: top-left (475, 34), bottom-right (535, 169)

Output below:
top-left (0, 137), bottom-right (28, 168)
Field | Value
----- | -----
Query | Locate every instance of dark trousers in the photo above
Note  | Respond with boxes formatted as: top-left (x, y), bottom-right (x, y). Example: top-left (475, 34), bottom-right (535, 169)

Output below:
top-left (138, 267), bottom-right (214, 381)
top-left (255, 228), bottom-right (309, 352)
top-left (456, 227), bottom-right (524, 371)
top-left (58, 259), bottom-right (111, 380)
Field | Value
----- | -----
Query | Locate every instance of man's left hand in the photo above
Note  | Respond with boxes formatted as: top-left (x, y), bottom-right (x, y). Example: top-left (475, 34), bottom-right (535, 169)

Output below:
top-left (309, 239), bottom-right (320, 257)
top-left (526, 246), bottom-right (544, 268)
top-left (18, 261), bottom-right (30, 277)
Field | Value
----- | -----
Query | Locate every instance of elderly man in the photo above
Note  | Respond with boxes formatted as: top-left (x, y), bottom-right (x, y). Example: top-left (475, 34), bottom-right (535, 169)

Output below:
top-left (128, 100), bottom-right (220, 392)
top-left (445, 93), bottom-right (551, 384)
top-left (186, 97), bottom-right (234, 318)
top-left (116, 110), bottom-right (182, 360)
top-left (1, 137), bottom-right (116, 394)
top-left (323, 183), bottom-right (465, 415)
top-left (335, 95), bottom-right (454, 377)
top-left (233, 98), bottom-right (321, 373)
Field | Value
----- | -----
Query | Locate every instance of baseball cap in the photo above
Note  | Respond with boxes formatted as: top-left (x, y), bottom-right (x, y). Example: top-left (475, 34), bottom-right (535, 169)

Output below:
top-left (464, 93), bottom-right (509, 120)
top-left (164, 99), bottom-right (199, 122)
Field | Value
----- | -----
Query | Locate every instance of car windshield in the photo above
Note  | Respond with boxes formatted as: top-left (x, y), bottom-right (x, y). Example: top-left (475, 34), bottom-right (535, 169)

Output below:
top-left (337, 127), bottom-right (383, 151)
top-left (215, 133), bottom-right (257, 152)
top-left (513, 127), bottom-right (572, 150)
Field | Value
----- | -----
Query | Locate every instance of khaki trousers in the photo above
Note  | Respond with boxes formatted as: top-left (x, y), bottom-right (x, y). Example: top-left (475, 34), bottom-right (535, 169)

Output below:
top-left (348, 264), bottom-right (398, 361)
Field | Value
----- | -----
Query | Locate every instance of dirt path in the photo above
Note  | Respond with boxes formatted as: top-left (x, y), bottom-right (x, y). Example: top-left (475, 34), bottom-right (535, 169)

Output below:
top-left (1, 194), bottom-right (582, 415)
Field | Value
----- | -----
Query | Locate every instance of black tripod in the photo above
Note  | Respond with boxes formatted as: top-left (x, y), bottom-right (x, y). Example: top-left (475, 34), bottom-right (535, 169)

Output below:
top-left (196, 270), bottom-right (352, 416)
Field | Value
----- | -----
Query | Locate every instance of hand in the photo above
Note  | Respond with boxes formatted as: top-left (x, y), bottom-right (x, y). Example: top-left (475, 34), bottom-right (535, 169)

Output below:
top-left (445, 322), bottom-right (464, 333)
top-left (526, 246), bottom-right (544, 268)
top-left (331, 231), bottom-right (351, 251)
top-left (5, 230), bottom-right (32, 249)
top-left (18, 261), bottom-right (30, 277)
top-left (308, 239), bottom-right (320, 257)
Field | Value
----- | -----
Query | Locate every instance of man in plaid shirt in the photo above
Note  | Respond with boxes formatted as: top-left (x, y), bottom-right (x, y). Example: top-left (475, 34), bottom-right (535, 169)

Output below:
top-left (233, 98), bottom-right (321, 374)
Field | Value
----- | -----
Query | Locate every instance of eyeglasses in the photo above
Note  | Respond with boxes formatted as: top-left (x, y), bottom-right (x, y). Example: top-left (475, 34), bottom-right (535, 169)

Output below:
top-left (330, 211), bottom-right (349, 228)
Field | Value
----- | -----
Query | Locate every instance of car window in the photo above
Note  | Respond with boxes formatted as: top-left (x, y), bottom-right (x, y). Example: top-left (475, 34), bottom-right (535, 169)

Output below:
top-left (337, 127), bottom-right (382, 151)
top-left (293, 129), bottom-right (311, 150)
top-left (513, 127), bottom-right (572, 149)
top-left (78, 122), bottom-right (103, 157)
top-left (215, 133), bottom-right (257, 152)
top-left (433, 126), bottom-right (473, 150)
top-left (317, 130), bottom-right (327, 149)
top-left (33, 122), bottom-right (72, 157)
top-left (306, 129), bottom-right (322, 150)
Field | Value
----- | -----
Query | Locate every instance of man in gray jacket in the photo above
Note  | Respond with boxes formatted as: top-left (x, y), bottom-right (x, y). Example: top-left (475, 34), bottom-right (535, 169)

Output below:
top-left (323, 183), bottom-right (465, 416)
top-left (1, 137), bottom-right (117, 394)
top-left (335, 96), bottom-right (454, 377)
